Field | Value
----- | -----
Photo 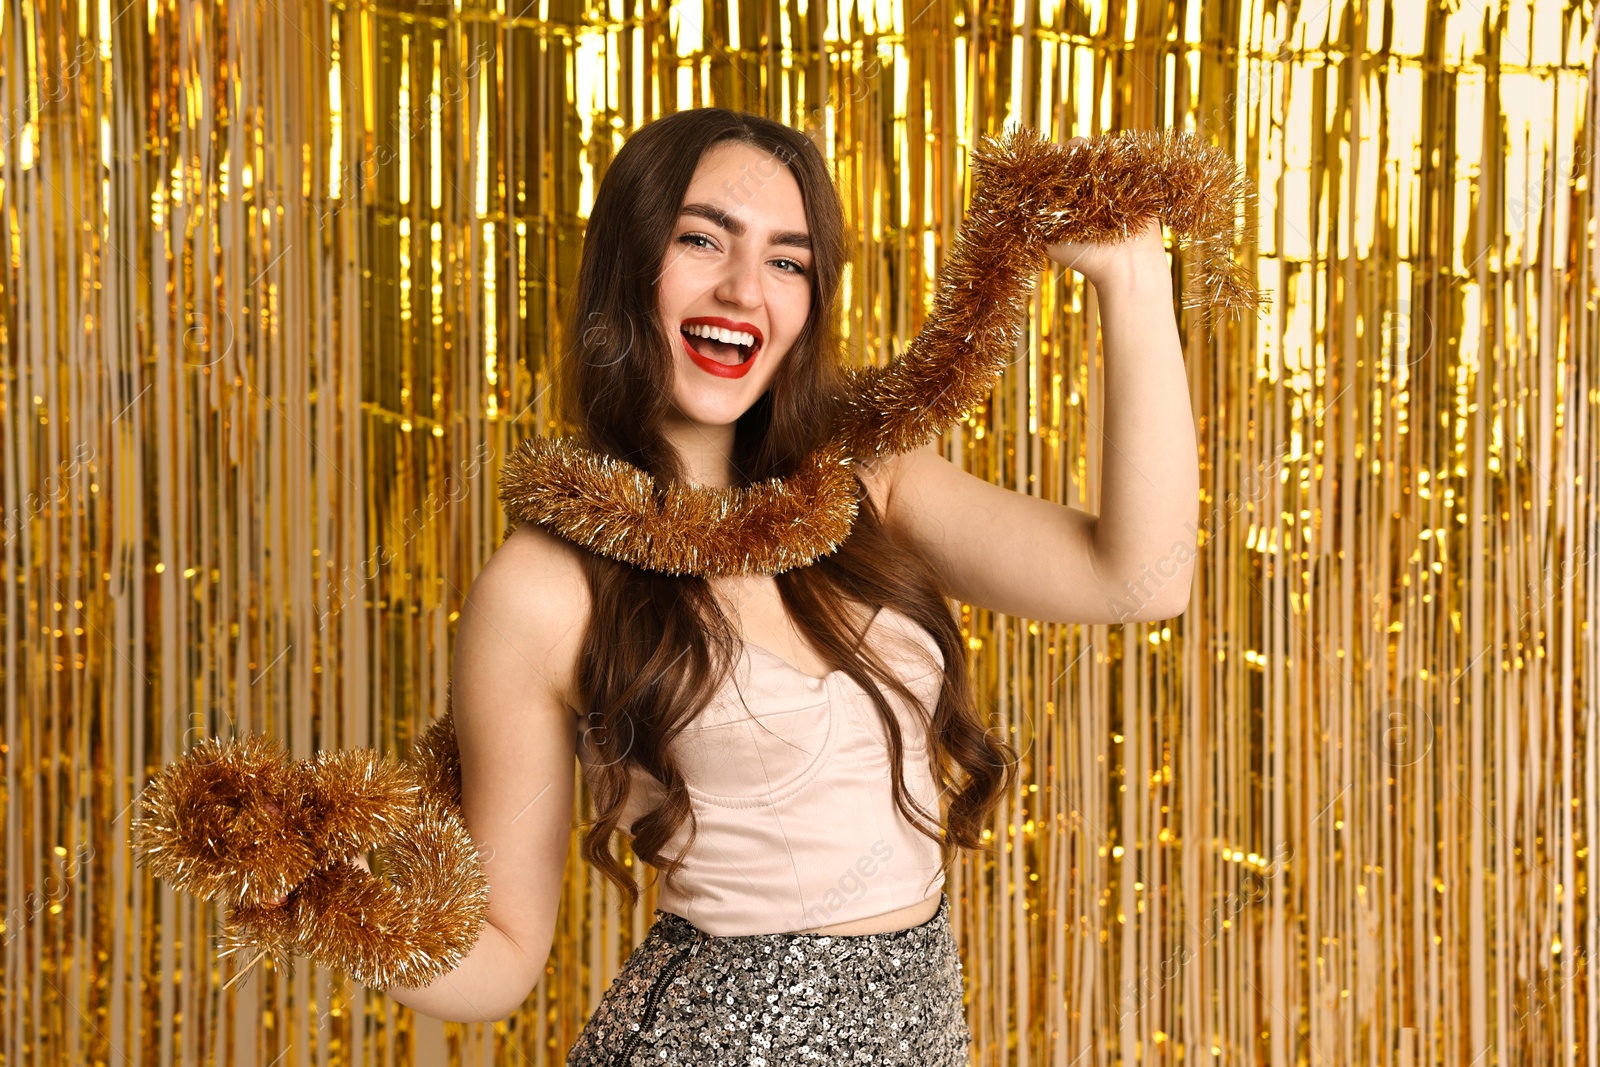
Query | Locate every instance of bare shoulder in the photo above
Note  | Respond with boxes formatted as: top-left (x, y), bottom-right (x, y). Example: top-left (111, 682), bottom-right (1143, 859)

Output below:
top-left (442, 521), bottom-right (593, 988)
top-left (853, 442), bottom-right (948, 536)
top-left (852, 448), bottom-right (908, 519)
top-left (458, 522), bottom-right (592, 717)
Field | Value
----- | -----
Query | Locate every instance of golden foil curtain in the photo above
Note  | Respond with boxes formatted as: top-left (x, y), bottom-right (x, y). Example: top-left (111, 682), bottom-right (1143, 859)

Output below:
top-left (2, 0), bottom-right (1596, 1064)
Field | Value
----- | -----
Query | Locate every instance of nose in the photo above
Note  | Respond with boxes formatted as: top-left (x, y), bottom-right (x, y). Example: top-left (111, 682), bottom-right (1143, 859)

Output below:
top-left (714, 245), bottom-right (763, 309)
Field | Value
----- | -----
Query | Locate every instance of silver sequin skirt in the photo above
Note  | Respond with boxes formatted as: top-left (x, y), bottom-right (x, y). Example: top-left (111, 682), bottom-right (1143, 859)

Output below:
top-left (565, 893), bottom-right (972, 1066)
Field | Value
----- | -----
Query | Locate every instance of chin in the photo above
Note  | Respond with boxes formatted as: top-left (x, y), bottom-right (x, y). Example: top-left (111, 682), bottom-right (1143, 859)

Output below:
top-left (668, 395), bottom-right (761, 428)
top-left (668, 366), bottom-right (778, 426)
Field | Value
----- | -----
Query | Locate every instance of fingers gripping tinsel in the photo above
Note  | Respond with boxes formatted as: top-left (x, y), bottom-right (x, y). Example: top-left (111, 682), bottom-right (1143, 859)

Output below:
top-left (836, 127), bottom-right (1262, 461)
top-left (500, 126), bottom-right (1264, 576)
top-left (132, 695), bottom-right (486, 990)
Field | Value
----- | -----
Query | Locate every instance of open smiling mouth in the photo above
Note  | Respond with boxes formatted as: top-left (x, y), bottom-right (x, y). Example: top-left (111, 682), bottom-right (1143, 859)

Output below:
top-left (680, 323), bottom-right (760, 369)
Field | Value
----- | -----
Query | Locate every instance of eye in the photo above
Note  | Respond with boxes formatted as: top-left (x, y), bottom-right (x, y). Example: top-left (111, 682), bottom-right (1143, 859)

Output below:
top-left (774, 257), bottom-right (808, 276)
top-left (679, 232), bottom-right (716, 251)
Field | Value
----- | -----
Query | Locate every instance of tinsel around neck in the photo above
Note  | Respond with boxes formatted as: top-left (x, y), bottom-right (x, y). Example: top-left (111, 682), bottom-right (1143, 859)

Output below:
top-left (497, 436), bottom-right (860, 577)
top-left (500, 126), bottom-right (1264, 578)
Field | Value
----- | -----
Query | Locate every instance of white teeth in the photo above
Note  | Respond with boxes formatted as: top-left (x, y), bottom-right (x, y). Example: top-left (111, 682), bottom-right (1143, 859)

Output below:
top-left (683, 323), bottom-right (756, 348)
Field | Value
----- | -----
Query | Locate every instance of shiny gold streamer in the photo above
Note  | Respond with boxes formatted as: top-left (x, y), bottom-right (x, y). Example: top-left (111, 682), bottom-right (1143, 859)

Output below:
top-left (2, 2), bottom-right (1595, 1065)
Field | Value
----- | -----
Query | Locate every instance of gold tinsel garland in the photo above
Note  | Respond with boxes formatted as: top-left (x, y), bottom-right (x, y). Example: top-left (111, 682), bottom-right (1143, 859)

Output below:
top-left (133, 124), bottom-right (1261, 990)
top-left (133, 700), bottom-right (484, 989)
top-left (498, 126), bottom-right (1261, 577)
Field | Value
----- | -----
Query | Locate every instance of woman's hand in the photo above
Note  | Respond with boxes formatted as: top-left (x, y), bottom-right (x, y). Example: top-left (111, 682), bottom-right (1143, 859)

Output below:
top-left (267, 852), bottom-right (371, 908)
top-left (1042, 137), bottom-right (1169, 289)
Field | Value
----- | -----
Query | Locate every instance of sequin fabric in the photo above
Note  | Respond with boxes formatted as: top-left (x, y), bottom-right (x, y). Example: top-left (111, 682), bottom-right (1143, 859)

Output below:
top-left (565, 893), bottom-right (971, 1066)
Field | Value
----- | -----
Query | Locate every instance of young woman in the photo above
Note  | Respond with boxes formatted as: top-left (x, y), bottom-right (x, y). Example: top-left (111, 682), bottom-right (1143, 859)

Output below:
top-left (378, 108), bottom-right (1193, 1063)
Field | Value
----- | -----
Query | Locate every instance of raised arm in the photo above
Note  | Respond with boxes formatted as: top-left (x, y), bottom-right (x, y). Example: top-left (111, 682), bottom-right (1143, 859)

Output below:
top-left (382, 523), bottom-right (590, 1022)
top-left (863, 215), bottom-right (1198, 626)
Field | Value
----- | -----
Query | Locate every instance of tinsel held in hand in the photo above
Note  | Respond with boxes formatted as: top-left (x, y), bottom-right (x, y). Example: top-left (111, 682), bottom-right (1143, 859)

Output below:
top-left (498, 125), bottom-right (1265, 578)
top-left (132, 703), bottom-right (483, 990)
top-left (132, 125), bottom-right (1263, 992)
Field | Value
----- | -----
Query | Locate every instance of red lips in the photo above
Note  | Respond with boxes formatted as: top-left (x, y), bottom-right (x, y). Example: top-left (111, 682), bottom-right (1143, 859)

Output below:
top-left (680, 317), bottom-right (763, 380)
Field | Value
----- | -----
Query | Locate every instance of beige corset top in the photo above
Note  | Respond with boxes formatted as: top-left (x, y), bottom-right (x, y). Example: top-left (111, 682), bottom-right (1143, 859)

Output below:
top-left (577, 604), bottom-right (949, 936)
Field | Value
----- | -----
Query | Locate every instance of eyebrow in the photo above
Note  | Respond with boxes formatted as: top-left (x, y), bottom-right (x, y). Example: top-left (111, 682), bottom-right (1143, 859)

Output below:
top-left (679, 202), bottom-right (812, 251)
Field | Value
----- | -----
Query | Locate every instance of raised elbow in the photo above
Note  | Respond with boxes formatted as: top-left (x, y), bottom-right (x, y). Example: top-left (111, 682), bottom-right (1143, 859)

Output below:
top-left (1155, 593), bottom-right (1193, 620)
top-left (1104, 580), bottom-right (1191, 624)
top-left (1150, 586), bottom-right (1192, 620)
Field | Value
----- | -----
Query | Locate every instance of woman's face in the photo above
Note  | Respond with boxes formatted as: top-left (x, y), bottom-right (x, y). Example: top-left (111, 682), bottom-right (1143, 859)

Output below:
top-left (656, 140), bottom-right (814, 431)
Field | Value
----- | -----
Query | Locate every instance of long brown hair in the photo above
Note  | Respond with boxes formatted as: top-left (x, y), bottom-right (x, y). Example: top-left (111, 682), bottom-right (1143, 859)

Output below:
top-left (558, 107), bottom-right (1018, 909)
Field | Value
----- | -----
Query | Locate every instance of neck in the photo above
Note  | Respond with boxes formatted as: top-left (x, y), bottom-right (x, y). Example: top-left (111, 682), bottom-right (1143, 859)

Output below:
top-left (659, 414), bottom-right (737, 488)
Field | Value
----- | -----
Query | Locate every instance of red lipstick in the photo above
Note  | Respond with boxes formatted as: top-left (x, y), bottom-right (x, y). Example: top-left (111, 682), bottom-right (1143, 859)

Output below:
top-left (679, 316), bottom-right (764, 380)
